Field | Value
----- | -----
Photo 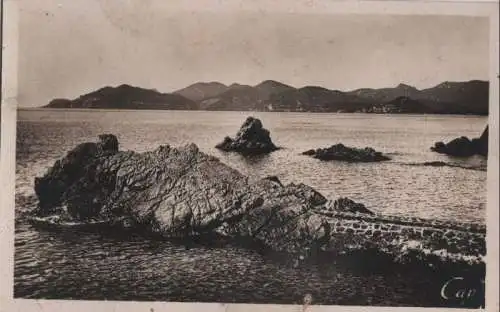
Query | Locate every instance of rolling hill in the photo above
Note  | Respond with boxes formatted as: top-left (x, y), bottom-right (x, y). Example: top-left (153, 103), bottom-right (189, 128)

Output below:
top-left (44, 84), bottom-right (197, 110)
top-left (195, 80), bottom-right (296, 111)
top-left (416, 80), bottom-right (489, 115)
top-left (172, 82), bottom-right (229, 102)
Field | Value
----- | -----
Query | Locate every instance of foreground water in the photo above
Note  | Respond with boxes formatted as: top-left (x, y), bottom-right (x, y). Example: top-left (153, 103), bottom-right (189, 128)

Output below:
top-left (15, 109), bottom-right (487, 306)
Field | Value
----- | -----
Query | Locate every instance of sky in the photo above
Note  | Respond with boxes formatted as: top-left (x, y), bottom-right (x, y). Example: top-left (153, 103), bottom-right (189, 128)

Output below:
top-left (17, 0), bottom-right (490, 107)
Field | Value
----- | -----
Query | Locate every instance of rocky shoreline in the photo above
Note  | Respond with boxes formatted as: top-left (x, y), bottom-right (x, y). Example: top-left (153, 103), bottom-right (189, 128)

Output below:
top-left (31, 133), bottom-right (486, 269)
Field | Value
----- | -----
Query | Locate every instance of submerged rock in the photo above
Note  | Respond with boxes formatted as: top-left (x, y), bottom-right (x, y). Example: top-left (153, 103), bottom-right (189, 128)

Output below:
top-left (32, 135), bottom-right (485, 266)
top-left (421, 161), bottom-right (448, 167)
top-left (302, 143), bottom-right (391, 162)
top-left (215, 116), bottom-right (279, 155)
top-left (431, 125), bottom-right (488, 157)
top-left (414, 161), bottom-right (486, 171)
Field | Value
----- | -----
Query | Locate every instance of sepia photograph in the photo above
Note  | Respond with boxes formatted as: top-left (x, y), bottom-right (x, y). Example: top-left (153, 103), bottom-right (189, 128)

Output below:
top-left (5, 0), bottom-right (499, 310)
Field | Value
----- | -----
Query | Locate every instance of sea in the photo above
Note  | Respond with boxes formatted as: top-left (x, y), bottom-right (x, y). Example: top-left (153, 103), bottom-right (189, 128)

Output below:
top-left (14, 109), bottom-right (488, 307)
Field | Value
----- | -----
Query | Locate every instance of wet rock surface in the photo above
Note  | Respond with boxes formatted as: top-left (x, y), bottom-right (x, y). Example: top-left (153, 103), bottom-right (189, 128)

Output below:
top-left (431, 125), bottom-right (488, 157)
top-left (328, 197), bottom-right (375, 215)
top-left (302, 143), bottom-right (391, 162)
top-left (215, 117), bottom-right (279, 155)
top-left (34, 134), bottom-right (120, 216)
top-left (32, 135), bottom-right (485, 265)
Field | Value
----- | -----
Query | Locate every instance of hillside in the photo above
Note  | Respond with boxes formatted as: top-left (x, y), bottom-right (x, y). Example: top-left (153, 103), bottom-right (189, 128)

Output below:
top-left (416, 80), bottom-right (489, 115)
top-left (198, 80), bottom-right (295, 111)
top-left (172, 82), bottom-right (229, 102)
top-left (347, 84), bottom-right (421, 103)
top-left (44, 84), bottom-right (197, 110)
top-left (267, 86), bottom-right (371, 112)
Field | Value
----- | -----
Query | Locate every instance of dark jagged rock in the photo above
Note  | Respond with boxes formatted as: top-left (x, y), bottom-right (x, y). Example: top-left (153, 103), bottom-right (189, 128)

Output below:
top-left (431, 125), bottom-right (488, 157)
top-left (431, 136), bottom-right (474, 157)
top-left (34, 134), bottom-right (120, 217)
top-left (215, 117), bottom-right (279, 155)
top-left (302, 144), bottom-right (391, 162)
top-left (329, 197), bottom-right (374, 215)
top-left (98, 134), bottom-right (119, 152)
top-left (263, 175), bottom-right (284, 187)
top-left (475, 125), bottom-right (488, 156)
top-left (302, 149), bottom-right (316, 156)
top-left (31, 135), bottom-right (485, 267)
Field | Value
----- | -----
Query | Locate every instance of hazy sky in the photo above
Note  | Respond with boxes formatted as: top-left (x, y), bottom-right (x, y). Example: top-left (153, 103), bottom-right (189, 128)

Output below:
top-left (18, 0), bottom-right (490, 107)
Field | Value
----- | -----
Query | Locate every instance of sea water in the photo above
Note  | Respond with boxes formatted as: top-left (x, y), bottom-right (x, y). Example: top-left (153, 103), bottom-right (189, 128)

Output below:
top-left (14, 109), bottom-right (487, 306)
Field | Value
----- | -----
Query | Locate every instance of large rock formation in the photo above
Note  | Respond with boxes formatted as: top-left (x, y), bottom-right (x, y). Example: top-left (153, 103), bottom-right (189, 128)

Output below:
top-left (431, 125), bottom-right (488, 157)
top-left (302, 144), bottom-right (391, 162)
top-left (32, 135), bottom-right (485, 266)
top-left (215, 117), bottom-right (279, 155)
top-left (475, 125), bottom-right (489, 156)
top-left (34, 134), bottom-right (120, 217)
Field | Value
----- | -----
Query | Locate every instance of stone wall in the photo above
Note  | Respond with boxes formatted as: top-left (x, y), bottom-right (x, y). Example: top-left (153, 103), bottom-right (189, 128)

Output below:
top-left (318, 210), bottom-right (485, 260)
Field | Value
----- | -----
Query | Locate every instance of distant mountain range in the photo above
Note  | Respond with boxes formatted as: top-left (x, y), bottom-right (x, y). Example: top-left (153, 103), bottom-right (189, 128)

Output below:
top-left (44, 80), bottom-right (489, 115)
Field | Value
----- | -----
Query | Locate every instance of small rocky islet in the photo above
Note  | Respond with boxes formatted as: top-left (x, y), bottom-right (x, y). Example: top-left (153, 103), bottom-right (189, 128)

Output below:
top-left (302, 144), bottom-right (391, 162)
top-left (216, 116), bottom-right (392, 163)
top-left (215, 116), bottom-right (279, 155)
top-left (431, 125), bottom-right (488, 157)
top-left (30, 129), bottom-right (486, 270)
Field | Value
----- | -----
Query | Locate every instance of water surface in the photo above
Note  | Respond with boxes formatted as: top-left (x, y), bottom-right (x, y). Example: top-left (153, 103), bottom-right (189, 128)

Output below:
top-left (15, 110), bottom-right (488, 306)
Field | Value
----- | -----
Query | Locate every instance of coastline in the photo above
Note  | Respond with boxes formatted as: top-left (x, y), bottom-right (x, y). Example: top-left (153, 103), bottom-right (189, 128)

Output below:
top-left (16, 107), bottom-right (490, 118)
